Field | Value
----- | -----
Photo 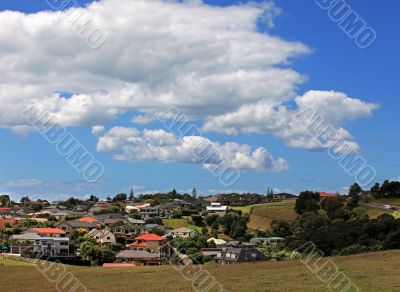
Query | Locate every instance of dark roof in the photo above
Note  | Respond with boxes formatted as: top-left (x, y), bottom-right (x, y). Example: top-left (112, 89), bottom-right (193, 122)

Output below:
top-left (95, 213), bottom-right (125, 220)
top-left (215, 246), bottom-right (267, 262)
top-left (104, 218), bottom-right (126, 225)
top-left (113, 224), bottom-right (144, 230)
top-left (56, 221), bottom-right (97, 228)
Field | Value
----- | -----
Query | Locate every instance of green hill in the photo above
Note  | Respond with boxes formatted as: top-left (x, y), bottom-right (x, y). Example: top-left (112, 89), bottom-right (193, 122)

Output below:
top-left (231, 200), bottom-right (298, 230)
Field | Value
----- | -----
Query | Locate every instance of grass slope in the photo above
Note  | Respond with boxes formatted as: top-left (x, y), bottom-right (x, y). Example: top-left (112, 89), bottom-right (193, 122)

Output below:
top-left (163, 218), bottom-right (204, 233)
top-left (231, 200), bottom-right (298, 231)
top-left (1, 250), bottom-right (400, 291)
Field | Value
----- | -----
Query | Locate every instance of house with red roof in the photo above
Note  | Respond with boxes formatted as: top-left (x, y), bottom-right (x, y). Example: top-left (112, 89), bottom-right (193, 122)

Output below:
top-left (31, 227), bottom-right (66, 237)
top-left (319, 192), bottom-right (339, 199)
top-left (78, 216), bottom-right (99, 224)
top-left (0, 218), bottom-right (17, 229)
top-left (0, 208), bottom-right (12, 215)
top-left (129, 233), bottom-right (165, 252)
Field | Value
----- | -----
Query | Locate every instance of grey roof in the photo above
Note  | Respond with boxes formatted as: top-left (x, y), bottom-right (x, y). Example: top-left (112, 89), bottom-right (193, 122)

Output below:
top-left (145, 224), bottom-right (162, 229)
top-left (104, 218), bottom-right (126, 225)
top-left (95, 213), bottom-right (125, 221)
top-left (215, 246), bottom-right (267, 262)
top-left (116, 250), bottom-right (160, 259)
top-left (12, 233), bottom-right (42, 241)
top-left (11, 233), bottom-right (69, 241)
top-left (113, 224), bottom-right (144, 230)
top-left (56, 221), bottom-right (97, 228)
top-left (127, 218), bottom-right (145, 224)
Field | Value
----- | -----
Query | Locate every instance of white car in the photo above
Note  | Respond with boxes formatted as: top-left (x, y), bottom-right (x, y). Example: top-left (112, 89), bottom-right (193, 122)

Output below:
top-left (384, 205), bottom-right (391, 210)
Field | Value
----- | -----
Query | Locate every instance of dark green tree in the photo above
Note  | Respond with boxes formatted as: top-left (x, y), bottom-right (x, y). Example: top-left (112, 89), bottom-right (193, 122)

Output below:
top-left (295, 191), bottom-right (320, 215)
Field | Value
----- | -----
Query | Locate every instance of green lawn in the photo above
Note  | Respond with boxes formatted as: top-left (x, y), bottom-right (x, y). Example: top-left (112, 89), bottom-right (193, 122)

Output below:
top-left (0, 250), bottom-right (400, 291)
top-left (163, 218), bottom-right (204, 233)
top-left (231, 200), bottom-right (298, 231)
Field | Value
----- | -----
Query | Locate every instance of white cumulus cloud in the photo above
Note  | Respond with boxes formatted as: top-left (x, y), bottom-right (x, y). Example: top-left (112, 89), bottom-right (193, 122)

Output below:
top-left (96, 126), bottom-right (288, 172)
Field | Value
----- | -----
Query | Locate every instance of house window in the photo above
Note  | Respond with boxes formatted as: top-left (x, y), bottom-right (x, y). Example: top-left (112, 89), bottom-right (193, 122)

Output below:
top-left (60, 242), bottom-right (68, 246)
top-left (107, 237), bottom-right (110, 240)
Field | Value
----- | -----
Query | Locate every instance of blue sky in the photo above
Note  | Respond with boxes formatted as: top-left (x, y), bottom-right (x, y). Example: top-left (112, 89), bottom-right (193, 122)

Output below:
top-left (0, 0), bottom-right (398, 201)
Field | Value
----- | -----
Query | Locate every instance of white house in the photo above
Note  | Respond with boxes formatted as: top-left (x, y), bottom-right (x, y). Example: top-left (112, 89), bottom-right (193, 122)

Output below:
top-left (169, 227), bottom-right (198, 238)
top-left (88, 229), bottom-right (116, 245)
top-left (10, 233), bottom-right (71, 257)
top-left (206, 202), bottom-right (227, 216)
top-left (207, 237), bottom-right (227, 247)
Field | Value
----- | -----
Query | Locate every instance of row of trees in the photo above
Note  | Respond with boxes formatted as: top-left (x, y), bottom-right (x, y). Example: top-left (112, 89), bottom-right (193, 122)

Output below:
top-left (274, 185), bottom-right (400, 257)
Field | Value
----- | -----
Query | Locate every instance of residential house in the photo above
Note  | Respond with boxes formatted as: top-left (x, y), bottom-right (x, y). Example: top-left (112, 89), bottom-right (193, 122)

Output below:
top-left (113, 224), bottom-right (144, 242)
top-left (201, 248), bottom-right (223, 259)
top-left (207, 237), bottom-right (226, 247)
top-left (31, 228), bottom-right (66, 238)
top-left (319, 192), bottom-right (339, 199)
top-left (78, 216), bottom-right (99, 224)
top-left (88, 229), bottom-right (116, 245)
top-left (127, 218), bottom-right (145, 225)
top-left (94, 213), bottom-right (125, 224)
top-left (206, 202), bottom-right (227, 216)
top-left (0, 218), bottom-right (17, 229)
top-left (129, 233), bottom-right (165, 253)
top-left (104, 218), bottom-right (126, 226)
top-left (0, 208), bottom-right (12, 216)
top-left (214, 242), bottom-right (267, 264)
top-left (116, 250), bottom-right (161, 266)
top-left (139, 207), bottom-right (159, 220)
top-left (54, 221), bottom-right (97, 235)
top-left (250, 237), bottom-right (285, 246)
top-left (169, 227), bottom-right (197, 238)
top-left (10, 232), bottom-right (71, 258)
top-left (156, 204), bottom-right (181, 218)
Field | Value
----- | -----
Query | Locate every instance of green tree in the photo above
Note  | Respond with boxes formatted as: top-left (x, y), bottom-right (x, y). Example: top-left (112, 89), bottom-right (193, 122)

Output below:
top-left (113, 193), bottom-right (127, 202)
top-left (295, 191), bottom-right (320, 215)
top-left (348, 183), bottom-right (362, 209)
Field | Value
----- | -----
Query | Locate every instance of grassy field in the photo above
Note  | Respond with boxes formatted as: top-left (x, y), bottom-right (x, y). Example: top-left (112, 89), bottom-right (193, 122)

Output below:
top-left (231, 200), bottom-right (298, 231)
top-left (372, 198), bottom-right (400, 206)
top-left (163, 218), bottom-right (204, 233)
top-left (357, 205), bottom-right (393, 218)
top-left (1, 250), bottom-right (400, 291)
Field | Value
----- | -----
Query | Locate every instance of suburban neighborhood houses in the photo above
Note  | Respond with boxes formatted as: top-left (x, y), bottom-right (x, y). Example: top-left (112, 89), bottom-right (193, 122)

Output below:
top-left (0, 190), bottom-right (294, 266)
top-left (1, 182), bottom-right (400, 269)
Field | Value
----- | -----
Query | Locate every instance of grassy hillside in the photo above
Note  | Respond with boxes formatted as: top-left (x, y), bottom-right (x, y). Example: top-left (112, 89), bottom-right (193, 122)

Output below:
top-left (372, 198), bottom-right (400, 206)
top-left (231, 200), bottom-right (298, 231)
top-left (1, 250), bottom-right (400, 291)
top-left (162, 218), bottom-right (204, 233)
top-left (356, 205), bottom-right (393, 218)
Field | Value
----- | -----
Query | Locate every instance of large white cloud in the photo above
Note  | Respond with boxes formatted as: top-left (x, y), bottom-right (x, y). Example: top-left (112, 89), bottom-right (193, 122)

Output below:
top-left (0, 0), bottom-right (378, 162)
top-left (203, 90), bottom-right (378, 151)
top-left (0, 0), bottom-right (308, 130)
top-left (96, 126), bottom-right (288, 172)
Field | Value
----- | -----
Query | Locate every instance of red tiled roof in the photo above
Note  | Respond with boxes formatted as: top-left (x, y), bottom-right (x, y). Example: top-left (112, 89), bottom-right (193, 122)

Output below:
top-left (0, 219), bottom-right (17, 229)
top-left (32, 227), bottom-right (66, 235)
top-left (319, 192), bottom-right (339, 198)
top-left (102, 263), bottom-right (137, 267)
top-left (78, 216), bottom-right (98, 223)
top-left (0, 208), bottom-right (12, 212)
top-left (135, 233), bottom-right (164, 241)
top-left (129, 242), bottom-right (147, 248)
